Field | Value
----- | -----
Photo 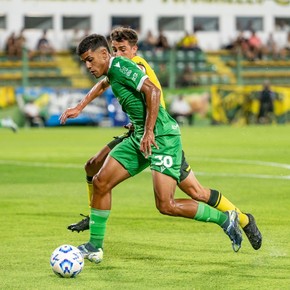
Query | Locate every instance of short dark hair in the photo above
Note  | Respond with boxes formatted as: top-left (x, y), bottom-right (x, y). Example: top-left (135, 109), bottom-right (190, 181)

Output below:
top-left (77, 34), bottom-right (111, 56)
top-left (110, 27), bottom-right (138, 46)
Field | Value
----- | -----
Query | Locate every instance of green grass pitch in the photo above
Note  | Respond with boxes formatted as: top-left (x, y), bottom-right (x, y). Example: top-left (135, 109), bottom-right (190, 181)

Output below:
top-left (1, 125), bottom-right (290, 289)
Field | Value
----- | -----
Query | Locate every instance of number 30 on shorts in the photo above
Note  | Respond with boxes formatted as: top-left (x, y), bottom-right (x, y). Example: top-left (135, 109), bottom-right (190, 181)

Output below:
top-left (153, 155), bottom-right (173, 168)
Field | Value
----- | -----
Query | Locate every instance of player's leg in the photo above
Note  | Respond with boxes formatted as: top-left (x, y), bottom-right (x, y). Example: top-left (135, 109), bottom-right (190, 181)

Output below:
top-left (151, 170), bottom-right (242, 252)
top-left (85, 145), bottom-right (111, 206)
top-left (78, 136), bottom-right (148, 264)
top-left (67, 145), bottom-right (111, 232)
top-left (68, 132), bottom-right (130, 232)
top-left (151, 137), bottom-right (242, 251)
top-left (78, 155), bottom-right (131, 263)
top-left (85, 131), bottom-right (133, 205)
top-left (179, 172), bottom-right (249, 223)
top-left (178, 153), bottom-right (262, 250)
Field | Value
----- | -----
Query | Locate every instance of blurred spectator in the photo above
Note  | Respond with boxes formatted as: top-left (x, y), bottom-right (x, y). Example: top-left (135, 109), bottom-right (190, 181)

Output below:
top-left (190, 92), bottom-right (210, 119)
top-left (257, 80), bottom-right (275, 124)
top-left (4, 32), bottom-right (17, 58)
top-left (35, 29), bottom-right (55, 60)
top-left (23, 100), bottom-right (45, 127)
top-left (177, 64), bottom-right (197, 87)
top-left (15, 28), bottom-right (28, 58)
top-left (139, 30), bottom-right (157, 50)
top-left (170, 94), bottom-right (193, 126)
top-left (156, 30), bottom-right (170, 50)
top-left (262, 33), bottom-right (280, 60)
top-left (247, 30), bottom-right (263, 60)
top-left (232, 31), bottom-right (249, 57)
top-left (280, 31), bottom-right (290, 58)
top-left (177, 30), bottom-right (201, 52)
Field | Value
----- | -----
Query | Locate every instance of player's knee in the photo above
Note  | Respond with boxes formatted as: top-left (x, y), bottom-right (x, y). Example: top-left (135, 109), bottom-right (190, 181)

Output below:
top-left (156, 200), bottom-right (175, 216)
top-left (84, 158), bottom-right (94, 173)
top-left (84, 160), bottom-right (90, 172)
top-left (92, 174), bottom-right (111, 194)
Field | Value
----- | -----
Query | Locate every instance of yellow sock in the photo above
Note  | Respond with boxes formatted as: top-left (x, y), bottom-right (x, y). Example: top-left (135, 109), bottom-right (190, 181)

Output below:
top-left (87, 181), bottom-right (93, 208)
top-left (209, 190), bottom-right (249, 228)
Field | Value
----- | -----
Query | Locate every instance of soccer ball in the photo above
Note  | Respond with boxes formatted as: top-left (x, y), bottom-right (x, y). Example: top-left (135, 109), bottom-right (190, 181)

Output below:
top-left (50, 244), bottom-right (84, 278)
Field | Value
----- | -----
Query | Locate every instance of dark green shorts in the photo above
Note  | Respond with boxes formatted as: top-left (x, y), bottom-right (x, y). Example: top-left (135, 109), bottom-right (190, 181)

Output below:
top-left (107, 132), bottom-right (190, 182)
top-left (109, 134), bottom-right (182, 182)
top-left (107, 131), bottom-right (131, 150)
top-left (179, 150), bottom-right (191, 182)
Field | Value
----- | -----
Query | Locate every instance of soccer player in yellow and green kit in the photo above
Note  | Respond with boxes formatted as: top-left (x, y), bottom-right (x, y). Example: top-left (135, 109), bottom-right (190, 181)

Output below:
top-left (60, 28), bottom-right (261, 261)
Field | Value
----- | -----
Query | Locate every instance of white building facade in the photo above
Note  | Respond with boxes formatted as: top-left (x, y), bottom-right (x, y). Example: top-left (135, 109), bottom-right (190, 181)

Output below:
top-left (1, 0), bottom-right (290, 51)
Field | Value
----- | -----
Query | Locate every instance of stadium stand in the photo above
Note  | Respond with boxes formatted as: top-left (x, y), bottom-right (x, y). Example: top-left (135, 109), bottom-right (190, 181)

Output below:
top-left (0, 51), bottom-right (93, 88)
top-left (217, 49), bottom-right (290, 86)
top-left (1, 47), bottom-right (290, 89)
top-left (138, 49), bottom-right (233, 87)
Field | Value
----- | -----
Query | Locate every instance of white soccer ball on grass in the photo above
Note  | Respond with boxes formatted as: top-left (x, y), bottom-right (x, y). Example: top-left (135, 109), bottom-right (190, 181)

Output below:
top-left (50, 244), bottom-right (84, 278)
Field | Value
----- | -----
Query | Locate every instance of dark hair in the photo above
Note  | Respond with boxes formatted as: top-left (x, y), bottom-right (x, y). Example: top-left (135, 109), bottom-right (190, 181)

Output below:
top-left (110, 27), bottom-right (138, 46)
top-left (77, 34), bottom-right (111, 56)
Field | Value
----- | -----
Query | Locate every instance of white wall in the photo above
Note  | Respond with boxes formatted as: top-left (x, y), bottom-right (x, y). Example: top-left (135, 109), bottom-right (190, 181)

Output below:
top-left (1, 0), bottom-right (289, 51)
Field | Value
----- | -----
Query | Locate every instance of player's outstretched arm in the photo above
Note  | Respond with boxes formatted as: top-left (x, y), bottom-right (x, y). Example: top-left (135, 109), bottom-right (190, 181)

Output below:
top-left (59, 78), bottom-right (110, 124)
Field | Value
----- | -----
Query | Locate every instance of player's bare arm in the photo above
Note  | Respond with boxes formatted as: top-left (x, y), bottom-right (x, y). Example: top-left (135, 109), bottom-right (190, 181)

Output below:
top-left (137, 63), bottom-right (146, 73)
top-left (140, 78), bottom-right (160, 158)
top-left (59, 78), bottom-right (110, 124)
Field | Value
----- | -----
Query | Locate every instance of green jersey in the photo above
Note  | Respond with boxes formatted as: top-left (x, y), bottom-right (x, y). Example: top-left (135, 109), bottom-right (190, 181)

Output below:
top-left (107, 56), bottom-right (180, 138)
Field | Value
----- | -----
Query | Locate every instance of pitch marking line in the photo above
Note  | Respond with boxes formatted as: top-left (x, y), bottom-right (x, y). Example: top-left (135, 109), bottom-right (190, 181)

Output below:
top-left (191, 157), bottom-right (290, 170)
top-left (0, 159), bottom-right (289, 180)
top-left (0, 160), bottom-right (81, 169)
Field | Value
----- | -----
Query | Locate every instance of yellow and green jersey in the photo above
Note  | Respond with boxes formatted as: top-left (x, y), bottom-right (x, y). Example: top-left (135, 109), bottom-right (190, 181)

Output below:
top-left (132, 55), bottom-right (166, 109)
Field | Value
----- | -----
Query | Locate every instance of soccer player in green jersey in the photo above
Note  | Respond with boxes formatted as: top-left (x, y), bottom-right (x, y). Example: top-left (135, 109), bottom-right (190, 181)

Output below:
top-left (60, 33), bottom-right (244, 264)
top-left (61, 27), bottom-right (262, 252)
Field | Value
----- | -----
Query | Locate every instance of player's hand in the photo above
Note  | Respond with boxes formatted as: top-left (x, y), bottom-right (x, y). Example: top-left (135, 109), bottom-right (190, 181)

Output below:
top-left (59, 107), bottom-right (80, 124)
top-left (140, 131), bottom-right (159, 158)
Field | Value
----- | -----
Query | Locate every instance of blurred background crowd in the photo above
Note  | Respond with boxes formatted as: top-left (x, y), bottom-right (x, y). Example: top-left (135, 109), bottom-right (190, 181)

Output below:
top-left (1, 0), bottom-right (290, 131)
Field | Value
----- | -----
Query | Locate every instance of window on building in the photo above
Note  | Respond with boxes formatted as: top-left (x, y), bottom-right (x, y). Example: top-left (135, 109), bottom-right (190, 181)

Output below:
top-left (193, 17), bottom-right (219, 32)
top-left (24, 16), bottom-right (53, 30)
top-left (111, 16), bottom-right (140, 30)
top-left (236, 17), bottom-right (263, 32)
top-left (62, 16), bottom-right (91, 30)
top-left (275, 17), bottom-right (290, 31)
top-left (0, 15), bottom-right (6, 29)
top-left (158, 17), bottom-right (184, 31)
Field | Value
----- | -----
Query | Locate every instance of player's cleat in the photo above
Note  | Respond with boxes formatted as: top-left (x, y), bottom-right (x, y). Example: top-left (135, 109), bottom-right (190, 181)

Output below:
top-left (224, 210), bottom-right (243, 252)
top-left (243, 213), bottom-right (262, 250)
top-left (2, 118), bottom-right (18, 133)
top-left (78, 242), bottom-right (103, 264)
top-left (67, 214), bottom-right (90, 232)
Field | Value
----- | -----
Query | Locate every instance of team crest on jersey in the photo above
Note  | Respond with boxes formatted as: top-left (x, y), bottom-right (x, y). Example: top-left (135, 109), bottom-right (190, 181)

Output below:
top-left (114, 62), bottom-right (121, 68)
top-left (160, 166), bottom-right (166, 173)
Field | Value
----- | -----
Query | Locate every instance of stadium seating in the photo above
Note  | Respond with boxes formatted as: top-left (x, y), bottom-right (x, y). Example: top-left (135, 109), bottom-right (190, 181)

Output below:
top-left (217, 49), bottom-right (290, 86)
top-left (0, 51), bottom-right (93, 88)
top-left (1, 48), bottom-right (289, 89)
